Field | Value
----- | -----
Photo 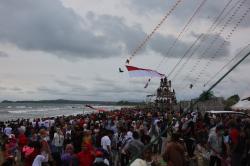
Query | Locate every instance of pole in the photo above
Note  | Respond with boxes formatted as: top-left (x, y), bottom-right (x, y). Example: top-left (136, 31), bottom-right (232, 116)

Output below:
top-left (190, 50), bottom-right (250, 110)
top-left (127, 50), bottom-right (250, 166)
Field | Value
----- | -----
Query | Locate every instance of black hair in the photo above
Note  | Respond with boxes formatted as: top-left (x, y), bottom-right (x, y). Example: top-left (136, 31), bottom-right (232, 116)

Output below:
top-left (132, 131), bottom-right (140, 139)
top-left (171, 132), bottom-right (180, 142)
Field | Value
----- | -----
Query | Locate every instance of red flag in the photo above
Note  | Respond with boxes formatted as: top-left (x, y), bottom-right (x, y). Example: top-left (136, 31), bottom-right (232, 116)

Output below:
top-left (126, 65), bottom-right (165, 78)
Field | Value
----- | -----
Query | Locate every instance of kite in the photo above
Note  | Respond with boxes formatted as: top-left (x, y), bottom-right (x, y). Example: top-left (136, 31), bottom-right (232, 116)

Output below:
top-left (144, 79), bottom-right (151, 88)
top-left (119, 68), bottom-right (124, 73)
top-left (126, 65), bottom-right (165, 78)
top-left (189, 84), bottom-right (193, 89)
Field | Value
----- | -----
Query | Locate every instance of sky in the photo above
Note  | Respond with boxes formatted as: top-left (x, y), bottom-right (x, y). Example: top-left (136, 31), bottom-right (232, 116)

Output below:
top-left (0, 0), bottom-right (250, 102)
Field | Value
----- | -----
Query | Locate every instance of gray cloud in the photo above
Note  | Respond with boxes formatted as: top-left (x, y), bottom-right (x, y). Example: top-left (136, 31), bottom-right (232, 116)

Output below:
top-left (92, 76), bottom-right (153, 95)
top-left (0, 0), bottom-right (122, 59)
top-left (194, 33), bottom-right (230, 59)
top-left (126, 0), bottom-right (223, 19)
top-left (10, 87), bottom-right (22, 91)
top-left (127, 0), bottom-right (250, 28)
top-left (35, 76), bottom-right (152, 101)
top-left (0, 51), bottom-right (8, 58)
top-left (37, 87), bottom-right (68, 96)
top-left (0, 87), bottom-right (7, 91)
top-left (87, 12), bottom-right (146, 54)
top-left (147, 32), bottom-right (230, 59)
top-left (66, 75), bottom-right (82, 81)
top-left (148, 33), bottom-right (189, 58)
top-left (0, 0), bottom-right (234, 61)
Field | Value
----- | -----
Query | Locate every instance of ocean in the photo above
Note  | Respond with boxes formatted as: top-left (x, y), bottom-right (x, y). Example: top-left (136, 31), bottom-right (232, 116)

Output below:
top-left (0, 103), bottom-right (124, 121)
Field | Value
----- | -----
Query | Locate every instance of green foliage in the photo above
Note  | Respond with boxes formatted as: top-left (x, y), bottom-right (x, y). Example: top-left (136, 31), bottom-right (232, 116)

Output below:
top-left (116, 100), bottom-right (144, 106)
top-left (224, 94), bottom-right (240, 110)
top-left (198, 91), bottom-right (215, 101)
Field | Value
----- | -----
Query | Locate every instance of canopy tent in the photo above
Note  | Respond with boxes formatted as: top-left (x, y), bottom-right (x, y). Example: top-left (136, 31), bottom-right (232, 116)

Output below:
top-left (231, 97), bottom-right (250, 111)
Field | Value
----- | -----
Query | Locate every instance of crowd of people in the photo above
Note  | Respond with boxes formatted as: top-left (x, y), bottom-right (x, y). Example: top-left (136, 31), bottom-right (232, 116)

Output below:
top-left (0, 107), bottom-right (250, 166)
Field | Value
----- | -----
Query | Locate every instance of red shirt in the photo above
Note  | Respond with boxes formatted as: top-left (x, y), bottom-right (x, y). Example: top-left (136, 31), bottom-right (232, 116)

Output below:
top-left (18, 134), bottom-right (28, 149)
top-left (24, 149), bottom-right (39, 166)
top-left (77, 151), bottom-right (94, 166)
top-left (77, 143), bottom-right (95, 166)
top-left (230, 128), bottom-right (239, 144)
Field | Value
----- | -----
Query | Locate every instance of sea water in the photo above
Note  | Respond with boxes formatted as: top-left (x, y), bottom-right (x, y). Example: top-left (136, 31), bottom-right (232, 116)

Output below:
top-left (0, 103), bottom-right (124, 121)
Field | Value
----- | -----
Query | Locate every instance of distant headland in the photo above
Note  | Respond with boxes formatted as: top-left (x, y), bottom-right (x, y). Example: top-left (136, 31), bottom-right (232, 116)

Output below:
top-left (1, 99), bottom-right (143, 105)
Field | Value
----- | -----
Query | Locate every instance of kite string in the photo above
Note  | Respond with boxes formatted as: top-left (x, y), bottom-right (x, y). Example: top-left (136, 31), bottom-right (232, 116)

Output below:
top-left (143, 0), bottom-right (209, 88)
top-left (167, 33), bottom-right (204, 78)
top-left (170, 0), bottom-right (236, 81)
top-left (127, 0), bottom-right (182, 63)
top-left (192, 6), bottom-right (250, 87)
top-left (203, 44), bottom-right (250, 87)
top-left (181, 0), bottom-right (247, 89)
top-left (210, 0), bottom-right (242, 32)
top-left (155, 0), bottom-right (208, 70)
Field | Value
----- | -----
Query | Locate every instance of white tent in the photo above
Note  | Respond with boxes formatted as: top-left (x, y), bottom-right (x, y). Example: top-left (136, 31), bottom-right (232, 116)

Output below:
top-left (231, 97), bottom-right (250, 111)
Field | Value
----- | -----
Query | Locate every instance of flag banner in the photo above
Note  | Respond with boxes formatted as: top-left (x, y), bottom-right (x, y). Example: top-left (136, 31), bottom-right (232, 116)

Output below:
top-left (85, 105), bottom-right (107, 112)
top-left (126, 65), bottom-right (165, 78)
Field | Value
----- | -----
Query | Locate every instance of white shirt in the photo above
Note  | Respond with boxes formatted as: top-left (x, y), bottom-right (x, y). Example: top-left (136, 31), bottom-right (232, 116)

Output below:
top-left (32, 152), bottom-right (48, 166)
top-left (130, 159), bottom-right (147, 166)
top-left (53, 133), bottom-right (64, 147)
top-left (39, 121), bottom-right (45, 127)
top-left (20, 126), bottom-right (26, 133)
top-left (44, 120), bottom-right (50, 128)
top-left (101, 135), bottom-right (111, 152)
top-left (50, 120), bottom-right (55, 126)
top-left (32, 122), bottom-right (37, 127)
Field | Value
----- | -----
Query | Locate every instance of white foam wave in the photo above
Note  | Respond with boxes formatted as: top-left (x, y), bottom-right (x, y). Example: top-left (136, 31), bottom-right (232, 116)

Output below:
top-left (8, 110), bottom-right (28, 114)
top-left (15, 106), bottom-right (26, 109)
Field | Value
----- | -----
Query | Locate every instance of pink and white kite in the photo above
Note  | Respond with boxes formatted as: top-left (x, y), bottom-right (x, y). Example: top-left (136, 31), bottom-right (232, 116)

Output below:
top-left (126, 65), bottom-right (165, 78)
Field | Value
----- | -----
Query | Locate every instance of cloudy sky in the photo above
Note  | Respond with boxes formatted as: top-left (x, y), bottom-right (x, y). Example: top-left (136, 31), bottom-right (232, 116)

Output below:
top-left (0, 0), bottom-right (250, 102)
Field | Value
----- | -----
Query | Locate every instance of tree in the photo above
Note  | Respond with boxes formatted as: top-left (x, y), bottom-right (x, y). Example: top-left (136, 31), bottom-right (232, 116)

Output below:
top-left (224, 94), bottom-right (240, 110)
top-left (198, 91), bottom-right (215, 101)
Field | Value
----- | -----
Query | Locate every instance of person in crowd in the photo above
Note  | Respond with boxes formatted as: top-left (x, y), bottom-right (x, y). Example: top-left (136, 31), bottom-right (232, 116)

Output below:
top-left (149, 119), bottom-right (161, 154)
top-left (130, 148), bottom-right (159, 166)
top-left (2, 134), bottom-right (18, 165)
top-left (61, 144), bottom-right (77, 166)
top-left (183, 113), bottom-right (196, 158)
top-left (208, 125), bottom-right (224, 166)
top-left (52, 127), bottom-right (64, 154)
top-left (38, 129), bottom-right (52, 165)
top-left (23, 142), bottom-right (41, 166)
top-left (163, 132), bottom-right (185, 166)
top-left (3, 125), bottom-right (12, 137)
top-left (101, 130), bottom-right (112, 158)
top-left (1, 107), bottom-right (250, 166)
top-left (93, 150), bottom-right (109, 166)
top-left (123, 131), bottom-right (145, 160)
top-left (77, 142), bottom-right (95, 166)
top-left (120, 131), bottom-right (133, 166)
top-left (18, 128), bottom-right (28, 161)
top-left (32, 151), bottom-right (49, 166)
